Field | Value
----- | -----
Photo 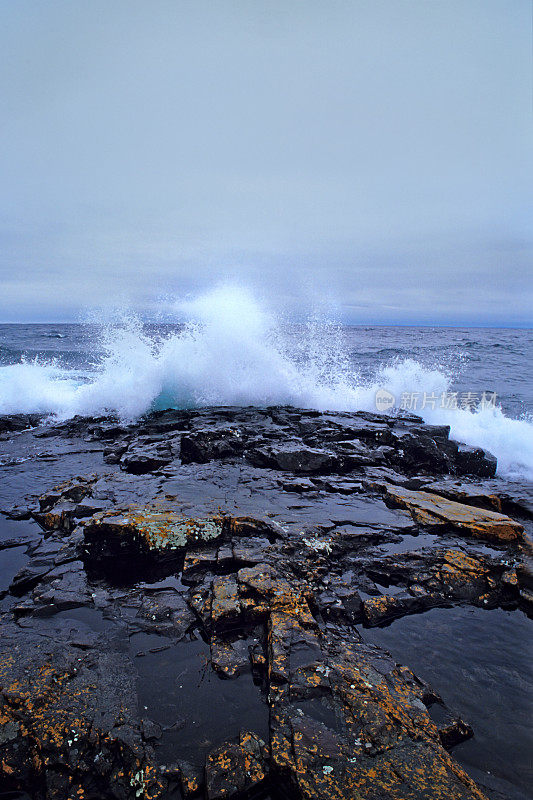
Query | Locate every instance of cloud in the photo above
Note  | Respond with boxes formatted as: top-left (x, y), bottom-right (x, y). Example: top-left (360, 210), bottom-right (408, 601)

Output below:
top-left (0, 0), bottom-right (531, 323)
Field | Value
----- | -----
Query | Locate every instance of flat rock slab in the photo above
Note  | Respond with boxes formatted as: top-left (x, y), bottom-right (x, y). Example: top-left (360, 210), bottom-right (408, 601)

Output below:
top-left (379, 484), bottom-right (524, 542)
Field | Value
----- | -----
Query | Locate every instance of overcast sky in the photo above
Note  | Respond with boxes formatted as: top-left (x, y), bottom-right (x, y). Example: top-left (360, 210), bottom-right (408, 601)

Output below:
top-left (0, 0), bottom-right (531, 324)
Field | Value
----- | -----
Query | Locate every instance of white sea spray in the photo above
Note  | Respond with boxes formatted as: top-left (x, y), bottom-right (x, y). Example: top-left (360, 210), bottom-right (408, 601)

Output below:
top-left (0, 286), bottom-right (531, 480)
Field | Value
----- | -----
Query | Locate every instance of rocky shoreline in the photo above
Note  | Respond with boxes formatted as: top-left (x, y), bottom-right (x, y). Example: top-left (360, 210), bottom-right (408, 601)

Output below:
top-left (0, 406), bottom-right (531, 800)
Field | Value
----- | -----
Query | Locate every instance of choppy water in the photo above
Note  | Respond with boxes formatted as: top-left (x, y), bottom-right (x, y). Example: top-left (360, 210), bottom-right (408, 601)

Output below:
top-left (0, 287), bottom-right (531, 479)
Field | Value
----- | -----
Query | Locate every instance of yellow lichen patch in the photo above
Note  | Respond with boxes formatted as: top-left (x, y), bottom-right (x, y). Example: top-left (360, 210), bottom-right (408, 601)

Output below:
top-left (362, 594), bottom-right (402, 625)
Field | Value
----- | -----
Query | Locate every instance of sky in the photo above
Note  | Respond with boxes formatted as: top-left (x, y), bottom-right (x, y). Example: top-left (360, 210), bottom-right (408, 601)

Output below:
top-left (0, 0), bottom-right (532, 325)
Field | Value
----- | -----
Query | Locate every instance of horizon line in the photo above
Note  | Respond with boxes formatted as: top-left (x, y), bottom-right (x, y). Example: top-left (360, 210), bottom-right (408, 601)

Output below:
top-left (0, 320), bottom-right (531, 330)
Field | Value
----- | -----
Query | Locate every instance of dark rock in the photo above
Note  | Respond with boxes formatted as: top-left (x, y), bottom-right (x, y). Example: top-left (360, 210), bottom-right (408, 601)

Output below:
top-left (247, 444), bottom-right (339, 473)
top-left (0, 413), bottom-right (43, 434)
top-left (210, 637), bottom-right (252, 678)
top-left (281, 477), bottom-right (317, 492)
top-left (33, 501), bottom-right (78, 533)
top-left (359, 547), bottom-right (521, 625)
top-left (454, 443), bottom-right (498, 478)
top-left (175, 759), bottom-right (204, 798)
top-left (205, 731), bottom-right (268, 799)
top-left (103, 441), bottom-right (129, 463)
top-left (181, 427), bottom-right (246, 463)
top-left (0, 504), bottom-right (32, 520)
top-left (141, 718), bottom-right (163, 741)
top-left (389, 429), bottom-right (452, 474)
top-left (0, 404), bottom-right (527, 799)
top-left (439, 717), bottom-right (474, 750)
top-left (0, 621), bottom-right (167, 799)
top-left (120, 441), bottom-right (173, 473)
top-left (83, 505), bottom-right (225, 579)
top-left (38, 477), bottom-right (95, 511)
top-left (427, 477), bottom-right (533, 520)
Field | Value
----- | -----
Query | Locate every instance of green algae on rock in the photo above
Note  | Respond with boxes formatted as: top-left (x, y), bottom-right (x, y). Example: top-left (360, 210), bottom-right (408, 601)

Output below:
top-left (85, 505), bottom-right (224, 550)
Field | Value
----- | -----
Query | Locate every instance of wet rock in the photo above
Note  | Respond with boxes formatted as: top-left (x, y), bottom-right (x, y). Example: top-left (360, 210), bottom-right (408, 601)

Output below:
top-left (103, 441), bottom-right (129, 464)
top-left (389, 428), bottom-right (452, 473)
top-left (247, 444), bottom-right (339, 473)
top-left (211, 576), bottom-right (242, 628)
top-left (141, 718), bottom-right (163, 742)
top-left (231, 536), bottom-right (272, 566)
top-left (0, 622), bottom-right (167, 800)
top-left (322, 575), bottom-right (363, 623)
top-left (29, 561), bottom-right (91, 616)
top-left (87, 421), bottom-right (131, 440)
top-left (299, 412), bottom-right (394, 446)
top-left (321, 477), bottom-right (364, 494)
top-left (33, 501), bottom-right (79, 533)
top-left (175, 759), bottom-right (204, 798)
top-left (454, 443), bottom-right (498, 478)
top-left (29, 477), bottom-right (106, 533)
top-left (205, 731), bottom-right (268, 799)
top-left (136, 591), bottom-right (195, 638)
top-left (267, 623), bottom-right (488, 800)
top-left (519, 587), bottom-right (533, 613)
top-left (84, 505), bottom-right (225, 567)
top-left (438, 716), bottom-right (474, 750)
top-left (183, 546), bottom-right (219, 583)
top-left (378, 484), bottom-right (524, 542)
top-left (425, 479), bottom-right (506, 513)
top-left (226, 516), bottom-right (283, 542)
top-left (0, 404), bottom-right (527, 799)
top-left (360, 548), bottom-right (520, 624)
top-left (0, 503), bottom-right (32, 520)
top-left (37, 476), bottom-right (96, 511)
top-left (281, 477), bottom-right (317, 492)
top-left (517, 559), bottom-right (533, 613)
top-left (362, 465), bottom-right (430, 488)
top-left (427, 478), bottom-right (533, 520)
top-left (0, 413), bottom-right (43, 434)
top-left (10, 558), bottom-right (58, 595)
top-left (210, 637), bottom-right (252, 678)
top-left (181, 427), bottom-right (246, 464)
top-left (333, 439), bottom-right (386, 468)
top-left (120, 437), bottom-right (174, 473)
top-left (363, 592), bottom-right (427, 626)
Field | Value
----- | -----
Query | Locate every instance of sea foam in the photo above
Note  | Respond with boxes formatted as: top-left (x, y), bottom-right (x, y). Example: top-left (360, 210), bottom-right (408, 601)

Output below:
top-left (0, 286), bottom-right (531, 480)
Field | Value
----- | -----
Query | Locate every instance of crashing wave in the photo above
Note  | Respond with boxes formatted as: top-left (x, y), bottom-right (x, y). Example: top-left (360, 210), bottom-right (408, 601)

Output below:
top-left (0, 286), bottom-right (531, 480)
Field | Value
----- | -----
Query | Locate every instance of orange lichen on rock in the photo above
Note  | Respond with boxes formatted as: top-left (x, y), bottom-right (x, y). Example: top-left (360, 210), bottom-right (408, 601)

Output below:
top-left (0, 643), bottom-right (166, 799)
top-left (380, 484), bottom-right (523, 542)
top-left (205, 730), bottom-right (267, 798)
top-left (264, 584), bottom-right (490, 800)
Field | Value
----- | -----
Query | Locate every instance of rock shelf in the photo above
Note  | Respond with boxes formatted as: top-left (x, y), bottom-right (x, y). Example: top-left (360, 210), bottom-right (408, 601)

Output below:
top-left (0, 406), bottom-right (531, 799)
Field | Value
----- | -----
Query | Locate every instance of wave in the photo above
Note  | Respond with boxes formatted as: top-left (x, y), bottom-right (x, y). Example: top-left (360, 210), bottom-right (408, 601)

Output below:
top-left (0, 286), bottom-right (531, 481)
